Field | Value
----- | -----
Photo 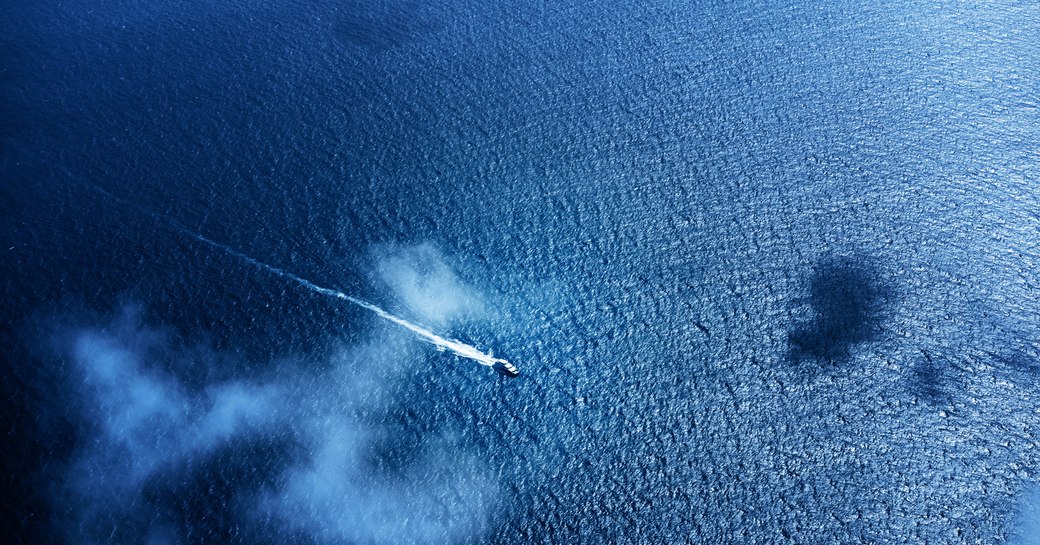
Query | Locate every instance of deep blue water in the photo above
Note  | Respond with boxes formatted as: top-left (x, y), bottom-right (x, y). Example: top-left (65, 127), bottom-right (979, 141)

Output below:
top-left (3, 1), bottom-right (1040, 543)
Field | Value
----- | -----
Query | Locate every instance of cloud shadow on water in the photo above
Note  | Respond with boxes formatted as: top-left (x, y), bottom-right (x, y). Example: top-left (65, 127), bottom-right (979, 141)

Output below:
top-left (909, 349), bottom-right (950, 404)
top-left (787, 257), bottom-right (891, 367)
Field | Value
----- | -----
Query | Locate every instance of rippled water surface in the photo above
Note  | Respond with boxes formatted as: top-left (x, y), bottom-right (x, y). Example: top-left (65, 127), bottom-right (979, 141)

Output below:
top-left (3, 1), bottom-right (1040, 543)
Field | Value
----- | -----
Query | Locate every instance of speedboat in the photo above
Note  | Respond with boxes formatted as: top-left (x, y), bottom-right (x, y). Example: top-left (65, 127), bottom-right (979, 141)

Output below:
top-left (492, 359), bottom-right (519, 378)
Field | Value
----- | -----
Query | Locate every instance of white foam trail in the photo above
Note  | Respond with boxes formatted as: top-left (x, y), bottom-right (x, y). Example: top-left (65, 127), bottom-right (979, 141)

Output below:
top-left (183, 232), bottom-right (513, 372)
top-left (83, 182), bottom-right (514, 374)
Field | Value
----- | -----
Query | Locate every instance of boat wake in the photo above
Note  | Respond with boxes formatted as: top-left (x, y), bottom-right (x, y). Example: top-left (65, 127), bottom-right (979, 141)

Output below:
top-left (88, 184), bottom-right (518, 377)
top-left (190, 230), bottom-right (518, 376)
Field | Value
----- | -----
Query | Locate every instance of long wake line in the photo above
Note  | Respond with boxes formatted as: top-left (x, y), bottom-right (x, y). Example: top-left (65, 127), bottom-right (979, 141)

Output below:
top-left (86, 183), bottom-right (517, 376)
top-left (188, 231), bottom-right (516, 373)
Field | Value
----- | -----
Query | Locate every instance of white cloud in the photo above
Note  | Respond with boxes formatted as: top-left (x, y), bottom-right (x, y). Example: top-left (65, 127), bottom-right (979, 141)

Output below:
top-left (372, 243), bottom-right (485, 325)
top-left (49, 244), bottom-right (497, 544)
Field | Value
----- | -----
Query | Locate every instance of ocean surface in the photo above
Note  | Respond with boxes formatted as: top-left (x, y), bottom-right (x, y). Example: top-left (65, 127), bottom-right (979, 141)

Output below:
top-left (3, 0), bottom-right (1040, 543)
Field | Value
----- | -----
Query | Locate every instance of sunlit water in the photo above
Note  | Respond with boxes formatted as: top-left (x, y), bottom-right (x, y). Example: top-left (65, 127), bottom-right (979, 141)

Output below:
top-left (3, 1), bottom-right (1040, 544)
